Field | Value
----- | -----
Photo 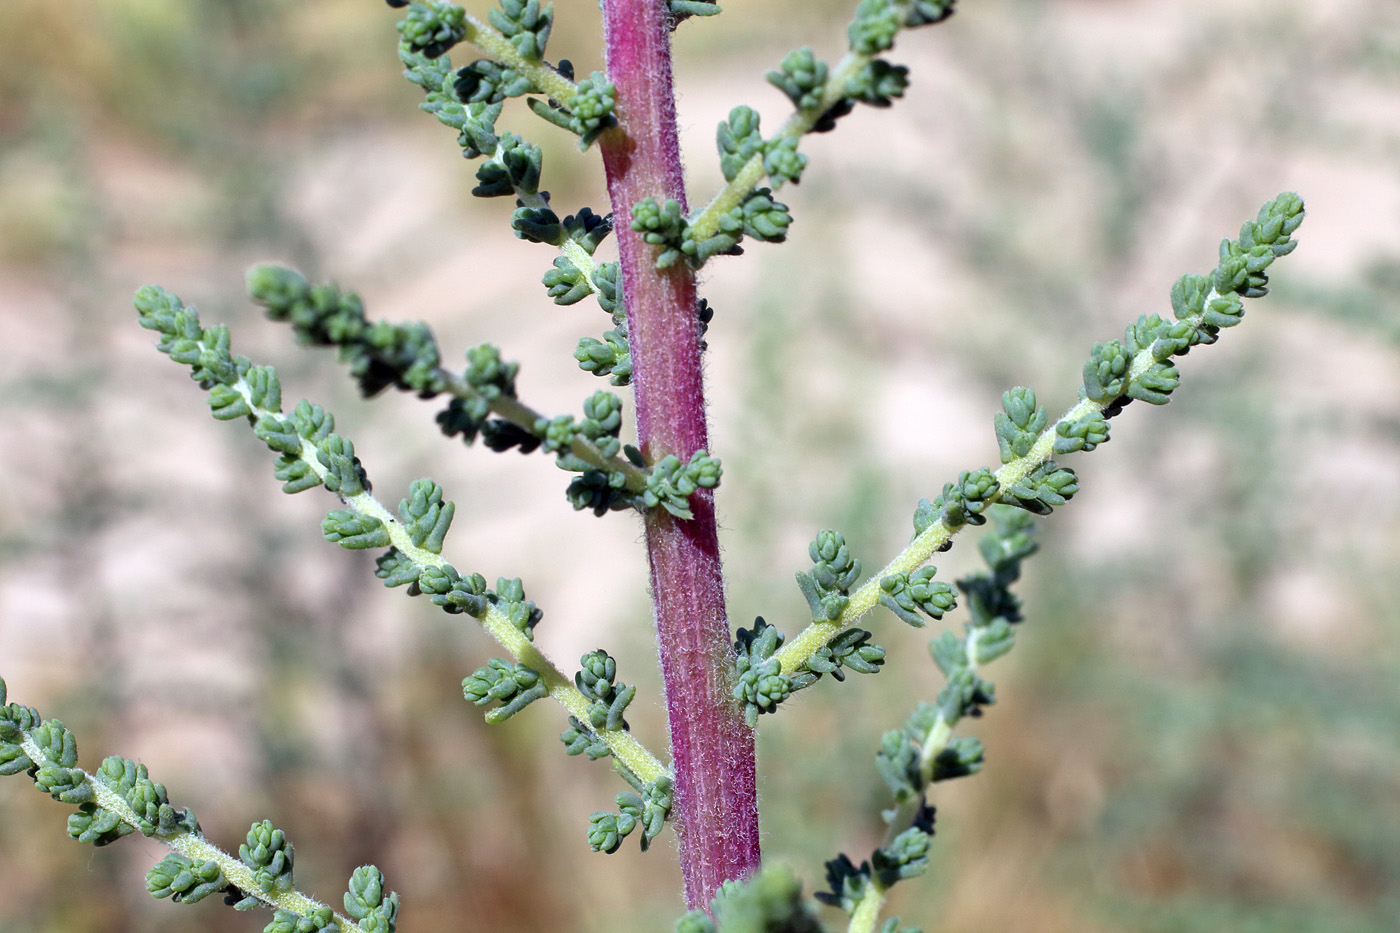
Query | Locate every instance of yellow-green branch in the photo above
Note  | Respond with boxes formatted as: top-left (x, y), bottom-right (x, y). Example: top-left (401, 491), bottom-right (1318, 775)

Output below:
top-left (229, 376), bottom-right (669, 786)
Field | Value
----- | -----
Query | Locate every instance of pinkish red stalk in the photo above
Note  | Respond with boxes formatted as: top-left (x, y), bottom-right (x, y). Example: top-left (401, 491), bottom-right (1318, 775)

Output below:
top-left (597, 0), bottom-right (761, 910)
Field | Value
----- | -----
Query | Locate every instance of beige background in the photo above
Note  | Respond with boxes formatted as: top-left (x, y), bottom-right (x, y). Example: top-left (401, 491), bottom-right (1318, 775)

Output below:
top-left (1, 0), bottom-right (1398, 931)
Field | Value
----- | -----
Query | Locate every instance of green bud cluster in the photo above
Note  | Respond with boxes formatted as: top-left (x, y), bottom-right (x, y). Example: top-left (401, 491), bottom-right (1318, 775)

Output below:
top-left (913, 467), bottom-right (1001, 533)
top-left (474, 133), bottom-right (543, 197)
top-left (1054, 407), bottom-right (1110, 454)
top-left (631, 189), bottom-right (793, 270)
top-left (792, 627), bottom-right (886, 688)
top-left (528, 71), bottom-right (617, 149)
top-left (643, 450), bottom-right (723, 519)
top-left (397, 479), bottom-right (456, 554)
top-left (732, 613), bottom-right (886, 722)
top-left (87, 756), bottom-right (198, 840)
top-left (717, 107), bottom-right (809, 189)
top-left (731, 619), bottom-right (794, 727)
top-left (436, 343), bottom-right (523, 446)
top-left (998, 461), bottom-right (1078, 516)
top-left (396, 1), bottom-right (468, 59)
top-left (587, 775), bottom-right (674, 854)
top-left (573, 324), bottom-right (631, 385)
top-left (767, 48), bottom-right (829, 113)
top-left (344, 865), bottom-right (399, 933)
top-left (488, 0), bottom-right (552, 61)
top-left (462, 658), bottom-right (549, 723)
top-left (845, 58), bottom-right (910, 108)
top-left (21, 721), bottom-right (87, 807)
top-left (575, 650), bottom-right (637, 731)
top-left (816, 805), bottom-right (936, 914)
top-left (993, 387), bottom-right (1047, 463)
top-left (379, 553), bottom-right (546, 642)
top-left (401, 49), bottom-right (505, 156)
top-left (676, 866), bottom-right (825, 933)
top-left (147, 853), bottom-right (228, 905)
top-left (454, 58), bottom-right (535, 104)
top-left (240, 820), bottom-right (295, 899)
top-left (560, 715), bottom-right (612, 760)
top-left (878, 566), bottom-right (957, 627)
top-left (796, 529), bottom-right (863, 621)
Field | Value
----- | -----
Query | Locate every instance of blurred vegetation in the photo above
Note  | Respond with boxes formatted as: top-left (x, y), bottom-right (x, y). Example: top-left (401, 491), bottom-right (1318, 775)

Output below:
top-left (2, 1), bottom-right (1398, 932)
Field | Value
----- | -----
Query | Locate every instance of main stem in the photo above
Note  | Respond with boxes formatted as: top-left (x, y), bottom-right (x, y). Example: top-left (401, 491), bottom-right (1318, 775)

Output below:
top-left (598, 0), bottom-right (761, 909)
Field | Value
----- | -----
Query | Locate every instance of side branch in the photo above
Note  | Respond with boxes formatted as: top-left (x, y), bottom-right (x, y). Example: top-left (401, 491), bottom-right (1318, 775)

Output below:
top-left (224, 372), bottom-right (667, 785)
top-left (776, 194), bottom-right (1305, 675)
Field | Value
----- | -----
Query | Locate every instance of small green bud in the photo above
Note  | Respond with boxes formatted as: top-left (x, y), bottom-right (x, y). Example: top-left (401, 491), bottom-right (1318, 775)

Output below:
top-left (846, 58), bottom-right (909, 107)
top-left (872, 824), bottom-right (933, 885)
top-left (511, 205), bottom-right (563, 244)
top-left (631, 197), bottom-right (689, 268)
top-left (455, 59), bottom-right (534, 105)
top-left (1000, 462), bottom-right (1077, 516)
top-left (848, 0), bottom-right (903, 54)
top-left (397, 1), bottom-right (467, 59)
top-left (488, 0), bottom-right (553, 61)
top-left (767, 47), bottom-right (829, 111)
top-left (588, 810), bottom-right (632, 854)
top-left (931, 735), bottom-right (985, 782)
top-left (565, 72), bottom-right (617, 147)
top-left (762, 136), bottom-right (808, 188)
top-left (716, 106), bottom-right (764, 181)
top-left (147, 854), bottom-right (227, 904)
top-left (344, 865), bottom-right (399, 929)
top-left (1054, 410), bottom-right (1109, 454)
top-left (240, 819), bottom-right (295, 894)
top-left (473, 133), bottom-right (543, 197)
top-left (1082, 339), bottom-right (1133, 403)
top-left (322, 510), bottom-right (391, 550)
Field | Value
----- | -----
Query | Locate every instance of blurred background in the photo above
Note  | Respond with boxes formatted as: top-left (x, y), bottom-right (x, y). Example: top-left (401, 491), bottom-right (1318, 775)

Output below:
top-left (2, 0), bottom-right (1398, 930)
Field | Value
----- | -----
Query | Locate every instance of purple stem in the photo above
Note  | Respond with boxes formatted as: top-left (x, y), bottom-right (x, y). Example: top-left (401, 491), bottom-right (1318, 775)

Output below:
top-left (598, 0), bottom-right (761, 909)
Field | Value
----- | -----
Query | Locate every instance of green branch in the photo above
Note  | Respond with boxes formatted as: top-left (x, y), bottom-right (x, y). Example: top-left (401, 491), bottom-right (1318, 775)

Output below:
top-left (688, 51), bottom-right (864, 242)
top-left (225, 361), bottom-right (665, 785)
top-left (690, 0), bottom-right (956, 243)
top-left (0, 687), bottom-right (394, 932)
top-left (459, 9), bottom-right (577, 102)
top-left (135, 285), bottom-right (668, 787)
top-left (435, 366), bottom-right (647, 492)
top-left (774, 192), bottom-right (1306, 677)
top-left (20, 737), bottom-right (362, 930)
top-left (245, 265), bottom-right (648, 505)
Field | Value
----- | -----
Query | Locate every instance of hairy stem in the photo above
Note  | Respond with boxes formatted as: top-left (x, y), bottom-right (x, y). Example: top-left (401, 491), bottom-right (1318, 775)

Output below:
top-left (598, 0), bottom-right (760, 908)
